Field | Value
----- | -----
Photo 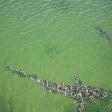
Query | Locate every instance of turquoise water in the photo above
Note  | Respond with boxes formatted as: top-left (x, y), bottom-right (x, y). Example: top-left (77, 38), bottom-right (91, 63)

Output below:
top-left (0, 0), bottom-right (112, 112)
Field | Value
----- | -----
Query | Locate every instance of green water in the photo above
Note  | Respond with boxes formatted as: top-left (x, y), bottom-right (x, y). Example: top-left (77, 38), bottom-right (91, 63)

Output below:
top-left (0, 0), bottom-right (112, 112)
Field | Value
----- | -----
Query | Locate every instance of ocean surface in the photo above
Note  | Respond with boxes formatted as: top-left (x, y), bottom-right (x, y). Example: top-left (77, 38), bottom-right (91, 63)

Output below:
top-left (0, 0), bottom-right (112, 112)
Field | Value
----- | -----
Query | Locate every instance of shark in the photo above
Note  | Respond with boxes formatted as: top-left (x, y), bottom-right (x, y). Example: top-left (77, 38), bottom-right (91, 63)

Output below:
top-left (95, 26), bottom-right (111, 45)
top-left (6, 66), bottom-right (109, 112)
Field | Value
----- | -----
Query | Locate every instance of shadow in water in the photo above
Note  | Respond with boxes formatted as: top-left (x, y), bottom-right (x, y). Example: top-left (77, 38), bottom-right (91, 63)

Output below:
top-left (0, 96), bottom-right (9, 112)
top-left (63, 104), bottom-right (74, 112)
top-left (0, 96), bottom-right (13, 112)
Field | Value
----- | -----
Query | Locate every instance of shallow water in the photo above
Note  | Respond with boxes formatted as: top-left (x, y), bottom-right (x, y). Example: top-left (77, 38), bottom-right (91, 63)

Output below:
top-left (0, 0), bottom-right (112, 112)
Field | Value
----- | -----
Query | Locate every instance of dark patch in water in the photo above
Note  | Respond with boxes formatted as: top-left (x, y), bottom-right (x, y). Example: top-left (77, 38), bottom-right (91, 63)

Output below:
top-left (44, 44), bottom-right (61, 57)
top-left (0, 95), bottom-right (13, 112)
top-left (63, 104), bottom-right (74, 112)
top-left (95, 26), bottom-right (112, 45)
top-left (0, 96), bottom-right (9, 112)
